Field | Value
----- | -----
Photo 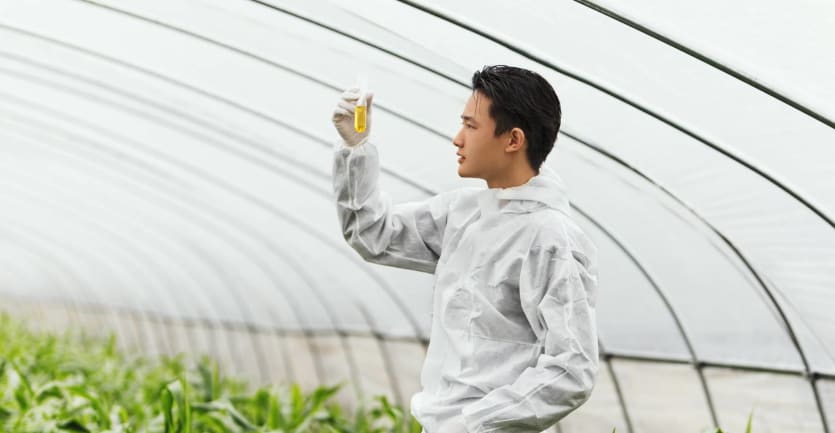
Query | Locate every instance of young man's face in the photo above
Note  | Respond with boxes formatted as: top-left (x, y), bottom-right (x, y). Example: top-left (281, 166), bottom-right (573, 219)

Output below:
top-left (452, 91), bottom-right (511, 180)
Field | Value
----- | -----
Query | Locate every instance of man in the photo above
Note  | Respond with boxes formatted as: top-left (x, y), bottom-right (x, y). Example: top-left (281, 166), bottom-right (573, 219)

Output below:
top-left (331, 65), bottom-right (599, 433)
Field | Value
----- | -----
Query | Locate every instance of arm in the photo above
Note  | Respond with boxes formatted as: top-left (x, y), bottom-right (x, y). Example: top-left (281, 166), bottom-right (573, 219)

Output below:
top-left (460, 234), bottom-right (600, 433)
top-left (333, 139), bottom-right (456, 274)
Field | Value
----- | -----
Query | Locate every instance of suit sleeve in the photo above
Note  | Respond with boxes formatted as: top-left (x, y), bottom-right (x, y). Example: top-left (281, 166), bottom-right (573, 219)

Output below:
top-left (332, 139), bottom-right (457, 274)
top-left (460, 235), bottom-right (600, 433)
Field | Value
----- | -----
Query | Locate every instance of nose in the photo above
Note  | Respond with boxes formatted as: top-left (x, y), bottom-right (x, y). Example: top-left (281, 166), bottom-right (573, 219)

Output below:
top-left (452, 126), bottom-right (464, 148)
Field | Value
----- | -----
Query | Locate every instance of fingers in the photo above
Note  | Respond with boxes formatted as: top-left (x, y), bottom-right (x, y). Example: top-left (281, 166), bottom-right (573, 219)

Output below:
top-left (338, 99), bottom-right (356, 112)
top-left (334, 87), bottom-right (373, 120)
top-left (339, 87), bottom-right (373, 104)
top-left (333, 107), bottom-right (351, 118)
top-left (341, 87), bottom-right (361, 101)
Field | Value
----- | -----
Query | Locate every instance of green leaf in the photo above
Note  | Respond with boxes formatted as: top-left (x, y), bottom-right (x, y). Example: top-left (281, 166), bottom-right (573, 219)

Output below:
top-left (745, 410), bottom-right (754, 433)
top-left (161, 377), bottom-right (192, 433)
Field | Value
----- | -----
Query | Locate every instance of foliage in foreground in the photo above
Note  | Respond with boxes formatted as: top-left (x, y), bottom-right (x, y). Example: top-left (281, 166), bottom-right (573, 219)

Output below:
top-left (0, 313), bottom-right (420, 433)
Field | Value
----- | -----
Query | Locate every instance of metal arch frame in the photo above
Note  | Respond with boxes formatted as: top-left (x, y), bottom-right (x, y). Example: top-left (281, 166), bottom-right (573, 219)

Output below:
top-left (248, 4), bottom-right (833, 425)
top-left (0, 2), bottom-right (776, 422)
top-left (80, 0), bottom-right (469, 90)
top-left (0, 1), bottom-right (792, 424)
top-left (314, 2), bottom-right (834, 429)
top-left (0, 13), bottom-right (453, 197)
top-left (0, 16), bottom-right (640, 408)
top-left (264, 2), bottom-right (835, 426)
top-left (3, 0), bottom-right (832, 426)
top-left (0, 151), bottom-right (388, 395)
top-left (10, 97), bottom-right (403, 403)
top-left (299, 329), bottom-right (835, 381)
top-left (66, 0), bottom-right (826, 380)
top-left (0, 34), bottom-right (432, 344)
top-left (0, 21), bottom-right (450, 196)
top-left (0, 18), bottom-right (440, 403)
top-left (597, 338), bottom-right (634, 433)
top-left (85, 0), bottom-right (829, 383)
top-left (560, 130), bottom-right (832, 431)
top-left (0, 114), bottom-right (401, 405)
top-left (0, 55), bottom-right (445, 206)
top-left (306, 330), bottom-right (835, 433)
top-left (132, 323), bottom-right (835, 379)
top-left (393, 0), bottom-right (835, 231)
top-left (568, 203), bottom-right (719, 426)
top-left (0, 62), bottom-right (414, 398)
top-left (603, 351), bottom-right (835, 379)
top-left (0, 77), bottom-right (405, 400)
top-left (0, 18), bottom-right (647, 411)
top-left (0, 44), bottom-right (422, 334)
top-left (570, 0), bottom-right (835, 131)
top-left (162, 0), bottom-right (835, 397)
top-left (605, 350), bottom-right (835, 431)
top-left (0, 61), bottom-right (411, 403)
top-left (0, 8), bottom-right (672, 427)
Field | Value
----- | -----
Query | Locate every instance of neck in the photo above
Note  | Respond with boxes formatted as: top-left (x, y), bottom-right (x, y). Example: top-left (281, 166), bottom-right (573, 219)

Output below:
top-left (486, 164), bottom-right (538, 189)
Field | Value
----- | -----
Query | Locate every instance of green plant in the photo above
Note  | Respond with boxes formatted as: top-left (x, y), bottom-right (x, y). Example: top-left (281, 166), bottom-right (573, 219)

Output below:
top-left (0, 312), bottom-right (421, 433)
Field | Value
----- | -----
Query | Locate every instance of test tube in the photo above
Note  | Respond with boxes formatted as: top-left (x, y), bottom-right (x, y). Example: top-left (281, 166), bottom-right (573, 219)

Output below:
top-left (354, 76), bottom-right (367, 133)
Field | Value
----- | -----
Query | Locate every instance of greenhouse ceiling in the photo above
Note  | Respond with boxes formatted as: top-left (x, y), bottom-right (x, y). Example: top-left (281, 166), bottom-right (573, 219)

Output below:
top-left (0, 0), bottom-right (833, 432)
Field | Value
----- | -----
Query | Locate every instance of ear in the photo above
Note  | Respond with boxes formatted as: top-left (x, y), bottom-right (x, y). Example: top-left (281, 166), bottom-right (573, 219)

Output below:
top-left (506, 127), bottom-right (526, 152)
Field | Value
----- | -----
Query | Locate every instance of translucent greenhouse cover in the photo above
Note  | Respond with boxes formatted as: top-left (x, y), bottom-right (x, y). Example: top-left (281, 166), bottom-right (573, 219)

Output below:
top-left (0, 0), bottom-right (833, 432)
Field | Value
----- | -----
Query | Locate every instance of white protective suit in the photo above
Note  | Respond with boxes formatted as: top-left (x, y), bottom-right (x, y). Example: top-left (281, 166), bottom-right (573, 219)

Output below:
top-left (332, 139), bottom-right (599, 433)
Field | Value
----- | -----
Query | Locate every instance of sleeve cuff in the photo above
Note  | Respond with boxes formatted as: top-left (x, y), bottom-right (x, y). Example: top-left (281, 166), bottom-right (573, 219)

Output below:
top-left (333, 137), bottom-right (370, 152)
top-left (461, 391), bottom-right (540, 433)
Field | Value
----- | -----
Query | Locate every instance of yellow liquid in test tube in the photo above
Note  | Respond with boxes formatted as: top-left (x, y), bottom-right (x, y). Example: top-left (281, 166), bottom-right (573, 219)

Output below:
top-left (354, 104), bottom-right (367, 133)
top-left (354, 74), bottom-right (368, 133)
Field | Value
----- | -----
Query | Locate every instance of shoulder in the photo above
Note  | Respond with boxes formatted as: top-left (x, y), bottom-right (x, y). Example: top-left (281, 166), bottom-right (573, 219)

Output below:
top-left (530, 210), bottom-right (597, 268)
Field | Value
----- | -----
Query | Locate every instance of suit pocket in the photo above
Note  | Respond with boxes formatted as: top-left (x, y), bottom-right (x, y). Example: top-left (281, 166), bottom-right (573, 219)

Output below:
top-left (441, 284), bottom-right (472, 333)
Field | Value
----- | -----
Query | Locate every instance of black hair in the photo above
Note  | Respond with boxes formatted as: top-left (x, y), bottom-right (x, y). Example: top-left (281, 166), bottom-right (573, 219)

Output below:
top-left (471, 65), bottom-right (561, 172)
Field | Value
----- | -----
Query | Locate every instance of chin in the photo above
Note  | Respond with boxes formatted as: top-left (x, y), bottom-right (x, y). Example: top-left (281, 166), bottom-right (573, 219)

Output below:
top-left (457, 164), bottom-right (481, 179)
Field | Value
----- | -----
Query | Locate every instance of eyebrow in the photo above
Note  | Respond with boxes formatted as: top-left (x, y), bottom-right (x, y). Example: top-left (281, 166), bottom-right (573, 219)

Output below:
top-left (460, 115), bottom-right (478, 124)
